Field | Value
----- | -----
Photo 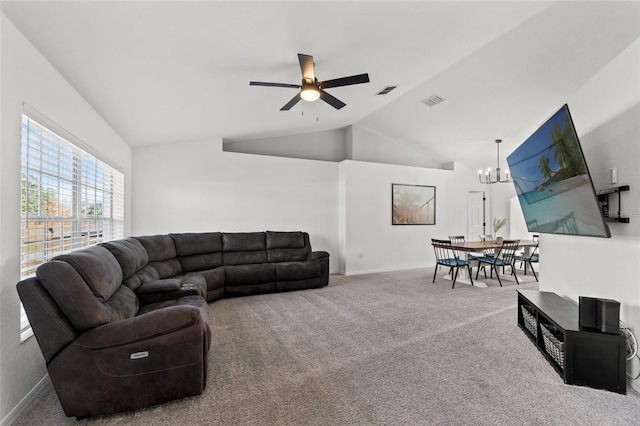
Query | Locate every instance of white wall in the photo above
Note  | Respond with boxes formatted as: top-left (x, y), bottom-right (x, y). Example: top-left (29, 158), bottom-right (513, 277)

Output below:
top-left (223, 128), bottom-right (347, 162)
top-left (348, 124), bottom-right (444, 169)
top-left (0, 13), bottom-right (133, 424)
top-left (489, 182), bottom-right (517, 238)
top-left (132, 139), bottom-right (340, 271)
top-left (581, 104), bottom-right (639, 237)
top-left (540, 38), bottom-right (640, 392)
top-left (339, 160), bottom-right (478, 275)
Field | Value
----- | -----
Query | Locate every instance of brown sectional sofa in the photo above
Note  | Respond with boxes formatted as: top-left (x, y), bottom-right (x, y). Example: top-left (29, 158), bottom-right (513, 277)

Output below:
top-left (17, 231), bottom-right (329, 418)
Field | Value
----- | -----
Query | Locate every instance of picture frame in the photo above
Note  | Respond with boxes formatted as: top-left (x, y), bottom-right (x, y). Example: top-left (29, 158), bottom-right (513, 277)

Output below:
top-left (392, 183), bottom-right (436, 225)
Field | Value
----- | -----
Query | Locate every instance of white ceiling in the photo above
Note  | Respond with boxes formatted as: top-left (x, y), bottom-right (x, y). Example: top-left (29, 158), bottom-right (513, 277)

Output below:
top-left (2, 1), bottom-right (639, 169)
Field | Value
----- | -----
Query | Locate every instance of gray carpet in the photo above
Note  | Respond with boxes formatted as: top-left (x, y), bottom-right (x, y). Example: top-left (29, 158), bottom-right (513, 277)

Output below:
top-left (15, 268), bottom-right (640, 425)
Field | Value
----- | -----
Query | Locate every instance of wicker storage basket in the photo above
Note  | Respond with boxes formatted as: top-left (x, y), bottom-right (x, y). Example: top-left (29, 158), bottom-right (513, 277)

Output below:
top-left (521, 305), bottom-right (537, 336)
top-left (540, 323), bottom-right (565, 369)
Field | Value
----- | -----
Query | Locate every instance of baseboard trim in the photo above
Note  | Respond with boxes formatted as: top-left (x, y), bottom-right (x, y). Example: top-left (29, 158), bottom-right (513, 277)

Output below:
top-left (1, 374), bottom-right (50, 426)
top-left (343, 264), bottom-right (430, 276)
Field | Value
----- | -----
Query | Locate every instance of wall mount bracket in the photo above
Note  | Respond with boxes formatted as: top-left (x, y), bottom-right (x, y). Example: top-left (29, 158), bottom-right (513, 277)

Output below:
top-left (597, 185), bottom-right (630, 223)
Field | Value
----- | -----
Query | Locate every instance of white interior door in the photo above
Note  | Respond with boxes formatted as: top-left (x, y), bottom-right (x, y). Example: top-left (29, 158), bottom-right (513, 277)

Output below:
top-left (468, 190), bottom-right (488, 240)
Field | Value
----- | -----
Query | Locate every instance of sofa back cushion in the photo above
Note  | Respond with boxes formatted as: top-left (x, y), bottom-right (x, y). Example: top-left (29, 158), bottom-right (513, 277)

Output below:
top-left (101, 238), bottom-right (156, 292)
top-left (134, 235), bottom-right (182, 279)
top-left (54, 245), bottom-right (123, 301)
top-left (266, 231), bottom-right (311, 262)
top-left (101, 238), bottom-right (149, 279)
top-left (223, 232), bottom-right (267, 265)
top-left (171, 232), bottom-right (223, 272)
top-left (37, 247), bottom-right (139, 331)
top-left (123, 265), bottom-right (160, 292)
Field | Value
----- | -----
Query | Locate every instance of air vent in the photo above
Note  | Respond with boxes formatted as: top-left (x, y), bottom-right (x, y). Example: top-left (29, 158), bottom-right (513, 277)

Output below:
top-left (376, 86), bottom-right (398, 95)
top-left (422, 94), bottom-right (445, 107)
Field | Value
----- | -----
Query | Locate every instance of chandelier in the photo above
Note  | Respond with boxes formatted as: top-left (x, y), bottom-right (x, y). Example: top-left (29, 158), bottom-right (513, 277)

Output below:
top-left (478, 139), bottom-right (513, 184)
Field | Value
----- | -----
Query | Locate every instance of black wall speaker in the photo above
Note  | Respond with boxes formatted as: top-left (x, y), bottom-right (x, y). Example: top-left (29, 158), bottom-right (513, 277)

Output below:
top-left (579, 296), bottom-right (620, 334)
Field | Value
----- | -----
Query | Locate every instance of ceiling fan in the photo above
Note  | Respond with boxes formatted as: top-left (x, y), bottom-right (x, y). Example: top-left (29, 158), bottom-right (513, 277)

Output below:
top-left (250, 53), bottom-right (370, 111)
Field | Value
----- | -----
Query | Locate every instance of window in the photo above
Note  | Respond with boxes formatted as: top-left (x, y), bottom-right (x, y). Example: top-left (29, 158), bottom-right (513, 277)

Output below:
top-left (20, 113), bottom-right (124, 340)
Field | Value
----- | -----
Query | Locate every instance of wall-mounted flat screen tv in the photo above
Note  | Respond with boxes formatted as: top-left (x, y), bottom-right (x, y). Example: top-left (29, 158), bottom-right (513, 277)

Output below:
top-left (506, 104), bottom-right (610, 238)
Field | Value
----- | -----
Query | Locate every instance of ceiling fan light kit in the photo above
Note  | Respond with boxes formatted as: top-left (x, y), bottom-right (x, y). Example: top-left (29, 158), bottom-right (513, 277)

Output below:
top-left (250, 53), bottom-right (370, 111)
top-left (300, 79), bottom-right (320, 102)
top-left (479, 139), bottom-right (513, 184)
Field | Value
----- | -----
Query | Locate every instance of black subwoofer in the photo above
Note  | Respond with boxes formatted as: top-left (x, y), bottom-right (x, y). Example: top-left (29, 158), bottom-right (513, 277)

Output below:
top-left (579, 296), bottom-right (620, 334)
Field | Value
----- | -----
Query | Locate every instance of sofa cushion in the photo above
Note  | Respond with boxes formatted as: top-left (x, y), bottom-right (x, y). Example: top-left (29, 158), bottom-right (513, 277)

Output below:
top-left (223, 232), bottom-right (267, 265)
top-left (103, 286), bottom-right (139, 322)
top-left (134, 235), bottom-right (177, 261)
top-left (134, 235), bottom-right (182, 279)
top-left (150, 259), bottom-right (183, 279)
top-left (177, 253), bottom-right (222, 272)
top-left (54, 246), bottom-right (123, 302)
top-left (266, 231), bottom-right (305, 249)
top-left (223, 232), bottom-right (265, 251)
top-left (37, 260), bottom-right (110, 330)
top-left (275, 261), bottom-right (321, 281)
top-left (171, 232), bottom-right (223, 256)
top-left (123, 264), bottom-right (160, 292)
top-left (100, 238), bottom-right (148, 279)
top-left (172, 232), bottom-right (223, 272)
top-left (266, 231), bottom-right (311, 263)
top-left (224, 263), bottom-right (275, 287)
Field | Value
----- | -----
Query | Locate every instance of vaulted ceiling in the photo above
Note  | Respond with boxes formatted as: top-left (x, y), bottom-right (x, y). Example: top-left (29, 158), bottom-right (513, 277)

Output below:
top-left (2, 1), bottom-right (639, 170)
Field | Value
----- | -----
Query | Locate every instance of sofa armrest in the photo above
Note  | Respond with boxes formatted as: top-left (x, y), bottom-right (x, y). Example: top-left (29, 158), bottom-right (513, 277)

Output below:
top-left (49, 304), bottom-right (209, 418)
top-left (136, 278), bottom-right (201, 305)
top-left (307, 251), bottom-right (329, 261)
top-left (74, 305), bottom-right (203, 349)
top-left (137, 278), bottom-right (182, 294)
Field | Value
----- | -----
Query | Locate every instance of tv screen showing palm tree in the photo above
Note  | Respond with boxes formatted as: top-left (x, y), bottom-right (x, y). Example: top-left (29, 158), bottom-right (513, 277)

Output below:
top-left (506, 104), bottom-right (610, 238)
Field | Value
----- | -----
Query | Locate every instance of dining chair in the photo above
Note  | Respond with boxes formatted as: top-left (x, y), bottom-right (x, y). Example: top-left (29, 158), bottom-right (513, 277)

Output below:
top-left (515, 242), bottom-right (539, 281)
top-left (448, 235), bottom-right (466, 262)
top-left (474, 239), bottom-right (521, 286)
top-left (432, 239), bottom-right (474, 289)
top-left (479, 234), bottom-right (497, 257)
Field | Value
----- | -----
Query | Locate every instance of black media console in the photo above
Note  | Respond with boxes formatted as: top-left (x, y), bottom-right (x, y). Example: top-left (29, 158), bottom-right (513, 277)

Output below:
top-left (517, 290), bottom-right (626, 394)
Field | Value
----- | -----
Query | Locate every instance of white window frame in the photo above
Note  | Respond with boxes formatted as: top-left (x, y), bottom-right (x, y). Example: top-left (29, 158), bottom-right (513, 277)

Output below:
top-left (20, 110), bottom-right (124, 341)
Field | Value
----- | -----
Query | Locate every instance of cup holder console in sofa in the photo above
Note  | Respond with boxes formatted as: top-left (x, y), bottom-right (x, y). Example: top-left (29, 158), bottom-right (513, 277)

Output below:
top-left (17, 231), bottom-right (329, 418)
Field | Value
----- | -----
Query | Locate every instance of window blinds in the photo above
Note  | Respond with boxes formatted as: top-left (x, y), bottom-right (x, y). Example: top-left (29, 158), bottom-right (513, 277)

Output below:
top-left (20, 114), bottom-right (124, 340)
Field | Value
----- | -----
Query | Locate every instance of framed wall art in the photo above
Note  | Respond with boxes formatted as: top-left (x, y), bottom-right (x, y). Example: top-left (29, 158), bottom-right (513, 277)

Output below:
top-left (392, 183), bottom-right (436, 225)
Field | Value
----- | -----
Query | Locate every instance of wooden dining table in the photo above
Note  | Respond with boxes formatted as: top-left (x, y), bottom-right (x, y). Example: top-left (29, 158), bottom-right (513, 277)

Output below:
top-left (448, 239), bottom-right (538, 253)
top-left (444, 239), bottom-right (539, 288)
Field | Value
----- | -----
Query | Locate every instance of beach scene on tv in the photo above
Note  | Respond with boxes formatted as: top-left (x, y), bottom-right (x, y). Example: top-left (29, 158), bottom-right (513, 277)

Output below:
top-left (506, 105), bottom-right (609, 237)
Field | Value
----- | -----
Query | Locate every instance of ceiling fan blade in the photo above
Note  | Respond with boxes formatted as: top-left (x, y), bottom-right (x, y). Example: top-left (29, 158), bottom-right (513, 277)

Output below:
top-left (319, 90), bottom-right (346, 110)
top-left (280, 93), bottom-right (302, 111)
top-left (250, 81), bottom-right (301, 88)
top-left (298, 54), bottom-right (315, 81)
top-left (320, 73), bottom-right (370, 89)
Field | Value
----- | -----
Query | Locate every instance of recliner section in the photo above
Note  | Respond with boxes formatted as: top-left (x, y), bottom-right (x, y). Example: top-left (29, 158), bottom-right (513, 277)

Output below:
top-left (17, 230), bottom-right (329, 418)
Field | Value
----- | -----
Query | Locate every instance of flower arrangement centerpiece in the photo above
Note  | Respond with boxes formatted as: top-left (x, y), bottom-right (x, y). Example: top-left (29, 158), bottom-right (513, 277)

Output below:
top-left (492, 218), bottom-right (507, 240)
